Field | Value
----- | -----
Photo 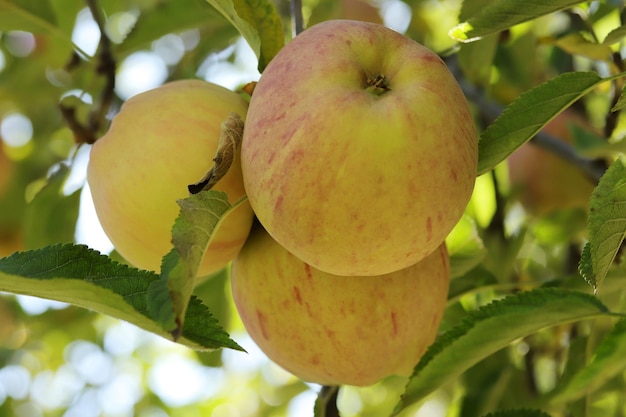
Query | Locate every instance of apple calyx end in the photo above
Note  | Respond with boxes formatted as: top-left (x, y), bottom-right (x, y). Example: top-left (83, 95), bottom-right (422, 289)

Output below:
top-left (366, 74), bottom-right (391, 96)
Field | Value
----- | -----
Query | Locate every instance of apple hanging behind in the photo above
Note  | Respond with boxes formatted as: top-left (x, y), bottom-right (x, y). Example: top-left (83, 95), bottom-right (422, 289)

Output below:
top-left (508, 110), bottom-right (596, 216)
top-left (231, 223), bottom-right (450, 386)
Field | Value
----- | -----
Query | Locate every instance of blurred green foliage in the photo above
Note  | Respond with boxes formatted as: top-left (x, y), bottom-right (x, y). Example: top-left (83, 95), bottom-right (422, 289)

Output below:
top-left (1, 0), bottom-right (626, 416)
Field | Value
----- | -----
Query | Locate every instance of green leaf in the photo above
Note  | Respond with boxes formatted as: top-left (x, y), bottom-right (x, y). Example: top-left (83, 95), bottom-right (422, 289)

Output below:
top-left (23, 164), bottom-right (80, 249)
top-left (449, 0), bottom-right (583, 43)
top-left (147, 274), bottom-right (177, 332)
top-left (0, 243), bottom-right (243, 351)
top-left (611, 84), bottom-right (626, 113)
top-left (447, 267), bottom-right (498, 304)
top-left (553, 33), bottom-right (613, 61)
top-left (458, 0), bottom-right (496, 22)
top-left (205, 0), bottom-right (284, 71)
top-left (0, 0), bottom-right (57, 32)
top-left (457, 35), bottom-right (499, 88)
top-left (556, 335), bottom-right (590, 393)
top-left (192, 267), bottom-right (233, 367)
top-left (481, 410), bottom-right (553, 417)
top-left (579, 242), bottom-right (594, 288)
top-left (150, 191), bottom-right (247, 335)
top-left (49, 0), bottom-right (83, 34)
top-left (477, 72), bottom-right (605, 175)
top-left (602, 25), bottom-right (626, 46)
top-left (116, 0), bottom-right (236, 58)
top-left (579, 158), bottom-right (626, 289)
top-left (0, 0), bottom-right (85, 56)
top-left (446, 215), bottom-right (486, 279)
top-left (392, 288), bottom-right (611, 416)
top-left (0, 0), bottom-right (82, 40)
top-left (550, 318), bottom-right (626, 404)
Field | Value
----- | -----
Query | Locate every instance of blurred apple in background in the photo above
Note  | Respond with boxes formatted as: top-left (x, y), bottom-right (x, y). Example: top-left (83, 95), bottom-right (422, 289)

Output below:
top-left (0, 232), bottom-right (22, 258)
top-left (308, 0), bottom-right (383, 26)
top-left (0, 142), bottom-right (14, 197)
top-left (507, 110), bottom-right (596, 217)
top-left (340, 0), bottom-right (383, 24)
top-left (0, 143), bottom-right (22, 258)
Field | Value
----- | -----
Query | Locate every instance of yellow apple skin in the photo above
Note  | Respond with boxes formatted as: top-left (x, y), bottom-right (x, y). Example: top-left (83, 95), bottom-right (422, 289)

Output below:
top-left (231, 224), bottom-right (450, 386)
top-left (508, 110), bottom-right (596, 216)
top-left (88, 80), bottom-right (254, 277)
top-left (241, 20), bottom-right (477, 276)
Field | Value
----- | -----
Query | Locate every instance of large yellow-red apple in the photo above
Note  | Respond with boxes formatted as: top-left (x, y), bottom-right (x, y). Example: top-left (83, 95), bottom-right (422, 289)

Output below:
top-left (231, 223), bottom-right (450, 386)
top-left (241, 20), bottom-right (477, 276)
top-left (88, 80), bottom-right (254, 277)
top-left (508, 110), bottom-right (596, 216)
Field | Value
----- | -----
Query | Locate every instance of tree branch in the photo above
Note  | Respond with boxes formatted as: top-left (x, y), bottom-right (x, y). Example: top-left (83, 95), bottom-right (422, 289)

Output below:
top-left (446, 56), bottom-right (606, 185)
top-left (86, 0), bottom-right (116, 142)
top-left (290, 0), bottom-right (304, 37)
top-left (530, 131), bottom-right (606, 184)
top-left (60, 0), bottom-right (117, 145)
top-left (314, 385), bottom-right (340, 417)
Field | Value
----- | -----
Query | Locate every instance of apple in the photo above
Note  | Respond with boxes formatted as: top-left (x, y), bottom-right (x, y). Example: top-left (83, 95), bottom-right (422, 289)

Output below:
top-left (340, 0), bottom-right (383, 24)
top-left (241, 20), bottom-right (478, 276)
top-left (88, 80), bottom-right (254, 277)
top-left (0, 232), bottom-right (22, 258)
top-left (231, 223), bottom-right (450, 386)
top-left (0, 143), bottom-right (14, 197)
top-left (507, 110), bottom-right (596, 216)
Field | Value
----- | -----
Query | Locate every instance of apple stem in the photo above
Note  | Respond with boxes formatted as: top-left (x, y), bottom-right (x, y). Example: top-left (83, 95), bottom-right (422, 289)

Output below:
top-left (290, 0), bottom-right (305, 37)
top-left (366, 74), bottom-right (391, 96)
top-left (314, 385), bottom-right (340, 417)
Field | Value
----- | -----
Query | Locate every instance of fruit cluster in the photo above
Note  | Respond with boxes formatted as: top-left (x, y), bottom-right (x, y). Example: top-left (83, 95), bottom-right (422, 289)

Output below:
top-left (88, 20), bottom-right (478, 386)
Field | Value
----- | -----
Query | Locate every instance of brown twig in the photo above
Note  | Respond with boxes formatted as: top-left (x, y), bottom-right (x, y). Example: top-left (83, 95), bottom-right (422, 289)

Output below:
top-left (85, 0), bottom-right (117, 142)
top-left (314, 385), bottom-right (340, 417)
top-left (446, 55), bottom-right (606, 185)
top-left (290, 0), bottom-right (304, 37)
top-left (605, 50), bottom-right (625, 139)
top-left (60, 0), bottom-right (117, 145)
